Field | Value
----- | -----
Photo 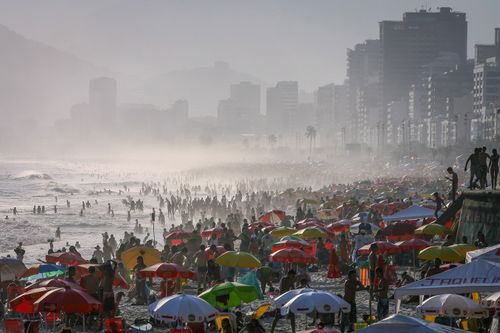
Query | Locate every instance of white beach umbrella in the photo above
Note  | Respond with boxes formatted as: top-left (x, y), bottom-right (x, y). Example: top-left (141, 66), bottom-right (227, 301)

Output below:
top-left (417, 294), bottom-right (488, 318)
top-left (482, 291), bottom-right (500, 309)
top-left (281, 291), bottom-right (351, 315)
top-left (272, 288), bottom-right (317, 308)
top-left (148, 294), bottom-right (218, 323)
top-left (356, 314), bottom-right (469, 333)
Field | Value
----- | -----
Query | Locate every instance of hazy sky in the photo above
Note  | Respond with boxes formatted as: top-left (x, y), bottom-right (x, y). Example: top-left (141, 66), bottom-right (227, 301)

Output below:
top-left (0, 0), bottom-right (499, 90)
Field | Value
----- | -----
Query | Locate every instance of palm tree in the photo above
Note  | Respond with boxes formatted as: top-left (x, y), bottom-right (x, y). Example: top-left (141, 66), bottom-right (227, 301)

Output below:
top-left (267, 134), bottom-right (277, 149)
top-left (305, 125), bottom-right (317, 159)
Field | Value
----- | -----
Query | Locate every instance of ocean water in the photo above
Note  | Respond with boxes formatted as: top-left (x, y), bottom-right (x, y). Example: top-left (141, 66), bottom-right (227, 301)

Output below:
top-left (0, 159), bottom-right (168, 265)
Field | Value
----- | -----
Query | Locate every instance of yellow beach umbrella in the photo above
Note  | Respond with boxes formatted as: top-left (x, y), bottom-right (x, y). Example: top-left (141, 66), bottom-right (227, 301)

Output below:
top-left (270, 227), bottom-right (296, 239)
top-left (418, 246), bottom-right (464, 262)
top-left (415, 224), bottom-right (452, 236)
top-left (449, 243), bottom-right (477, 257)
top-left (293, 227), bottom-right (327, 240)
top-left (214, 251), bottom-right (261, 269)
top-left (121, 246), bottom-right (161, 270)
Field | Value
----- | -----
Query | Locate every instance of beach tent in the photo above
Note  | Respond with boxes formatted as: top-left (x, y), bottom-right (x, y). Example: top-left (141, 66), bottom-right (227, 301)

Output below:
top-left (394, 259), bottom-right (500, 299)
top-left (356, 314), bottom-right (468, 333)
top-left (383, 205), bottom-right (436, 222)
top-left (466, 244), bottom-right (500, 263)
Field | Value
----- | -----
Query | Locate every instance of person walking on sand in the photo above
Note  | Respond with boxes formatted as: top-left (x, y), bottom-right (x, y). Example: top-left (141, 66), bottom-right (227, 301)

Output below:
top-left (373, 267), bottom-right (389, 321)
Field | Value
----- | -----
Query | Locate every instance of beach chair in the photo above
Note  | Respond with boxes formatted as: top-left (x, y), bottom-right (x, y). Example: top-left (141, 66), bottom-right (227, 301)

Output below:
top-left (215, 313), bottom-right (237, 333)
top-left (104, 317), bottom-right (125, 333)
top-left (4, 318), bottom-right (23, 333)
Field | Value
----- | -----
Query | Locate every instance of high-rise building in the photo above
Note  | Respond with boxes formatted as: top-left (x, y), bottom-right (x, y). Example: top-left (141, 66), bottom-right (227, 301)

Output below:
top-left (472, 57), bottom-right (500, 141)
top-left (475, 28), bottom-right (500, 65)
top-left (266, 81), bottom-right (298, 136)
top-left (380, 7), bottom-right (467, 116)
top-left (89, 77), bottom-right (117, 124)
top-left (346, 39), bottom-right (381, 145)
top-left (217, 82), bottom-right (260, 133)
top-left (315, 84), bottom-right (335, 146)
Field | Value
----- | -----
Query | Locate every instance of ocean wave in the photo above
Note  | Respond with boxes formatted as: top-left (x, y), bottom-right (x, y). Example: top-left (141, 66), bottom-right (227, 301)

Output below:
top-left (0, 219), bottom-right (51, 253)
top-left (13, 170), bottom-right (52, 180)
top-left (57, 222), bottom-right (110, 228)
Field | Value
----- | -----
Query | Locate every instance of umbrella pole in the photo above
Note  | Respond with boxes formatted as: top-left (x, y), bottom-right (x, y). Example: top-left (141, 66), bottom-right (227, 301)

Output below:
top-left (82, 314), bottom-right (85, 332)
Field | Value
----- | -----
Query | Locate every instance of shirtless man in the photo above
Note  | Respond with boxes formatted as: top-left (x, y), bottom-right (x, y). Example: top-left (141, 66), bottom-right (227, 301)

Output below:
top-left (192, 245), bottom-right (208, 290)
top-left (344, 270), bottom-right (366, 328)
top-left (171, 247), bottom-right (188, 267)
top-left (81, 266), bottom-right (100, 298)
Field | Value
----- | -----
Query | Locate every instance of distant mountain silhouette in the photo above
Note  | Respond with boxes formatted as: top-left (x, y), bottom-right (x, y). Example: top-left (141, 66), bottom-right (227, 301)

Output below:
top-left (0, 24), bottom-right (109, 125)
top-left (135, 62), bottom-right (264, 116)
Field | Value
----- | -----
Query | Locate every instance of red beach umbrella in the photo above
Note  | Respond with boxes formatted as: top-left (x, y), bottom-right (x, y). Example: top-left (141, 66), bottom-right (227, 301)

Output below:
top-left (140, 263), bottom-right (195, 280)
top-left (34, 287), bottom-right (102, 314)
top-left (45, 252), bottom-right (87, 266)
top-left (357, 241), bottom-right (401, 256)
top-left (395, 238), bottom-right (430, 252)
top-left (269, 248), bottom-right (316, 264)
top-left (271, 240), bottom-right (312, 253)
top-left (259, 210), bottom-right (286, 224)
top-left (201, 227), bottom-right (224, 238)
top-left (26, 278), bottom-right (84, 291)
top-left (10, 287), bottom-right (56, 314)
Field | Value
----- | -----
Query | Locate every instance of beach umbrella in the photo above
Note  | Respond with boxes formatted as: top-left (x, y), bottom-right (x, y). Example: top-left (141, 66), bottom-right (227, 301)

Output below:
top-left (271, 240), bottom-right (312, 252)
top-left (269, 248), bottom-right (316, 264)
top-left (76, 264), bottom-right (129, 289)
top-left (418, 246), bottom-right (464, 262)
top-left (148, 294), bottom-right (218, 323)
top-left (10, 287), bottom-right (57, 313)
top-left (249, 221), bottom-right (272, 232)
top-left (0, 257), bottom-right (27, 281)
top-left (381, 222), bottom-right (416, 238)
top-left (121, 246), bottom-right (161, 270)
top-left (140, 263), bottom-right (195, 280)
top-left (296, 218), bottom-right (324, 229)
top-left (26, 278), bottom-right (84, 291)
top-left (45, 252), bottom-right (87, 266)
top-left (349, 222), bottom-right (380, 235)
top-left (449, 244), bottom-right (477, 257)
top-left (415, 224), bottom-right (452, 236)
top-left (417, 294), bottom-right (488, 318)
top-left (273, 288), bottom-right (317, 308)
top-left (440, 263), bottom-right (462, 271)
top-left (357, 241), bottom-right (401, 256)
top-left (395, 238), bottom-right (430, 252)
top-left (270, 227), bottom-right (296, 239)
top-left (279, 235), bottom-right (310, 246)
top-left (165, 231), bottom-right (192, 241)
top-left (201, 227), bottom-right (224, 238)
top-left (355, 314), bottom-right (469, 333)
top-left (482, 291), bottom-right (500, 309)
top-left (214, 251), bottom-right (261, 269)
top-left (20, 264), bottom-right (66, 281)
top-left (199, 282), bottom-right (258, 309)
top-left (293, 227), bottom-right (327, 240)
top-left (34, 287), bottom-right (102, 314)
top-left (281, 291), bottom-right (351, 315)
top-left (326, 220), bottom-right (351, 234)
top-left (205, 246), bottom-right (227, 260)
top-left (259, 210), bottom-right (286, 224)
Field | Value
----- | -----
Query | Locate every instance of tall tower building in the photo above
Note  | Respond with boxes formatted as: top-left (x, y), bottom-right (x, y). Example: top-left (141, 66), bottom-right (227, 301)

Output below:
top-left (266, 81), bottom-right (298, 136)
top-left (380, 7), bottom-right (467, 112)
top-left (89, 77), bottom-right (117, 124)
